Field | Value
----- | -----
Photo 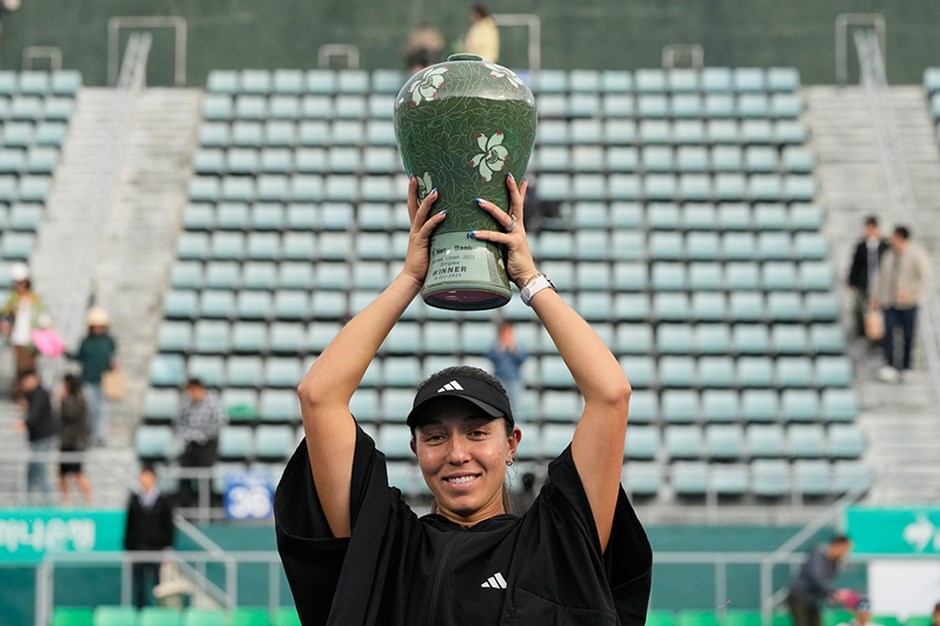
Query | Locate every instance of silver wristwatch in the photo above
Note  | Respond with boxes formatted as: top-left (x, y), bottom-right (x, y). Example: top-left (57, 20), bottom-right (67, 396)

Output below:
top-left (520, 273), bottom-right (556, 306)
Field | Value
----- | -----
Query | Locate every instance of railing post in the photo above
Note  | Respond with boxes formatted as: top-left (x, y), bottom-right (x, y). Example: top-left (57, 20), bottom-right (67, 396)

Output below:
top-left (715, 561), bottom-right (728, 614)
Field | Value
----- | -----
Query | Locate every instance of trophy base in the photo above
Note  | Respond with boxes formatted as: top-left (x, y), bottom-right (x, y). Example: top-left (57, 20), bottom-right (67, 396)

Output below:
top-left (423, 286), bottom-right (511, 311)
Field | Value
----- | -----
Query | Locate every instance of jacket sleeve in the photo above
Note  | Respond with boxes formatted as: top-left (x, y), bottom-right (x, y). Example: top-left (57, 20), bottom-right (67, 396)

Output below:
top-left (26, 390), bottom-right (53, 430)
top-left (847, 243), bottom-right (864, 288)
top-left (124, 497), bottom-right (137, 550)
top-left (161, 497), bottom-right (175, 549)
top-left (804, 549), bottom-right (835, 597)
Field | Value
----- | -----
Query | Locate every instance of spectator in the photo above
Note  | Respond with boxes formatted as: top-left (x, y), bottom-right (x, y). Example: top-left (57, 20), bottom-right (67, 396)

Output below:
top-left (871, 226), bottom-right (932, 383)
top-left (847, 216), bottom-right (888, 340)
top-left (173, 377), bottom-right (225, 507)
top-left (787, 535), bottom-right (853, 626)
top-left (0, 263), bottom-right (47, 398)
top-left (69, 307), bottom-right (118, 445)
top-left (403, 22), bottom-right (445, 73)
top-left (484, 320), bottom-right (528, 412)
top-left (511, 470), bottom-right (538, 514)
top-left (13, 369), bottom-right (55, 504)
top-left (464, 4), bottom-right (499, 62)
top-left (837, 599), bottom-right (880, 626)
top-left (124, 466), bottom-right (175, 608)
top-left (58, 374), bottom-right (92, 506)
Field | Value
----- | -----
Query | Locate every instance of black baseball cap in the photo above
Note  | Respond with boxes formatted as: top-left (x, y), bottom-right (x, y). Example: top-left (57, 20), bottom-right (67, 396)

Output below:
top-left (406, 371), bottom-right (513, 429)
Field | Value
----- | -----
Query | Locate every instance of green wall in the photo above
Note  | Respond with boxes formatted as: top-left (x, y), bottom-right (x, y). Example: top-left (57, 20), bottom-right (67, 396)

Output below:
top-left (0, 521), bottom-right (865, 624)
top-left (1, 1), bottom-right (939, 86)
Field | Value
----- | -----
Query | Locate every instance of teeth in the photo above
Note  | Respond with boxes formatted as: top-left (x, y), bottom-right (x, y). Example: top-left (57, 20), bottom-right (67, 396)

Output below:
top-left (446, 475), bottom-right (476, 484)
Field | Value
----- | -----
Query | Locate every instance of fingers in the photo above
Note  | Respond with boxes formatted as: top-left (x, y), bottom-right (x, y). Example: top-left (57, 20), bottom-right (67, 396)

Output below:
top-left (468, 229), bottom-right (512, 246)
top-left (413, 188), bottom-right (439, 230)
top-left (417, 210), bottom-right (446, 239)
top-left (476, 197), bottom-right (514, 230)
top-left (507, 173), bottom-right (527, 221)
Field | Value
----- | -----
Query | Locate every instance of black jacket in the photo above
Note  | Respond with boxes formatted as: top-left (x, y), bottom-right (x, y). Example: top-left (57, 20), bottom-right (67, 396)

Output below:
top-left (24, 386), bottom-right (55, 442)
top-left (124, 492), bottom-right (175, 551)
top-left (848, 238), bottom-right (889, 292)
top-left (275, 426), bottom-right (652, 626)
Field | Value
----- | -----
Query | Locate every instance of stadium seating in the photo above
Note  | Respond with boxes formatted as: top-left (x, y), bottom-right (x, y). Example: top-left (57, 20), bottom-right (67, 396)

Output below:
top-left (0, 70), bottom-right (80, 288)
top-left (51, 607), bottom-right (301, 626)
top-left (140, 67), bottom-right (867, 503)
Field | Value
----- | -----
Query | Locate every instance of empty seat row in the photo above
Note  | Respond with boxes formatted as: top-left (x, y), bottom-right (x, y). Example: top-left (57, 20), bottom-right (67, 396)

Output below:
top-left (537, 92), bottom-right (801, 120)
top-left (628, 459), bottom-right (870, 498)
top-left (626, 422), bottom-right (864, 460)
top-left (0, 148), bottom-right (58, 174)
top-left (188, 174), bottom-right (404, 203)
top-left (182, 200), bottom-right (406, 232)
top-left (620, 354), bottom-right (852, 389)
top-left (0, 70), bottom-right (82, 96)
top-left (194, 146), bottom-right (402, 176)
top-left (0, 96), bottom-right (74, 121)
top-left (536, 119), bottom-right (807, 146)
top-left (198, 120), bottom-right (396, 148)
top-left (537, 172), bottom-right (816, 203)
top-left (537, 144), bottom-right (813, 174)
top-left (0, 121), bottom-right (69, 147)
top-left (0, 231), bottom-right (35, 260)
top-left (0, 174), bottom-right (53, 202)
top-left (0, 202), bottom-right (43, 230)
top-left (202, 94), bottom-right (399, 121)
top-left (205, 67), bottom-right (799, 97)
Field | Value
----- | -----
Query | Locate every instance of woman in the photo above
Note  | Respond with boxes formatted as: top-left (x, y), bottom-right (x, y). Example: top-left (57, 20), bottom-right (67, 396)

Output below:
top-left (57, 373), bottom-right (92, 505)
top-left (275, 174), bottom-right (652, 625)
top-left (69, 307), bottom-right (118, 445)
top-left (1, 263), bottom-right (46, 397)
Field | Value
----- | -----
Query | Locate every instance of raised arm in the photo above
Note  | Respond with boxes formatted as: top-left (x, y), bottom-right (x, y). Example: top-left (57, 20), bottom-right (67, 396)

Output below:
top-left (299, 178), bottom-right (444, 538)
top-left (472, 175), bottom-right (630, 552)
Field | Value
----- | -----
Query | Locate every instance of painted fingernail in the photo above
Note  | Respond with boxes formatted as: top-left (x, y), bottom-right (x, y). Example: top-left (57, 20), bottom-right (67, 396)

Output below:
top-left (431, 187), bottom-right (438, 195)
top-left (507, 171), bottom-right (514, 179)
top-left (408, 172), bottom-right (414, 180)
top-left (475, 197), bottom-right (483, 204)
top-left (467, 230), bottom-right (477, 239)
top-left (440, 210), bottom-right (447, 216)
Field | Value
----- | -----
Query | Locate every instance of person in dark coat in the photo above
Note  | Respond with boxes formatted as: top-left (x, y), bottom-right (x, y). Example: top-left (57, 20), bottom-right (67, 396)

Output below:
top-left (847, 216), bottom-right (889, 339)
top-left (124, 466), bottom-right (175, 608)
top-left (14, 369), bottom-right (55, 504)
top-left (57, 374), bottom-right (92, 506)
top-left (787, 535), bottom-right (853, 626)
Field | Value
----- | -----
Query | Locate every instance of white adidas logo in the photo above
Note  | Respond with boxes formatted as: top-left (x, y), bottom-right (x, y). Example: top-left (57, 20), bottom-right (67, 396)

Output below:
top-left (437, 380), bottom-right (464, 393)
top-left (480, 572), bottom-right (507, 589)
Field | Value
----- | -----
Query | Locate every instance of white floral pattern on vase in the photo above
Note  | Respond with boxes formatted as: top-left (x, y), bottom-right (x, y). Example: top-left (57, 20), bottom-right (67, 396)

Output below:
top-left (416, 171), bottom-right (433, 201)
top-left (469, 130), bottom-right (509, 183)
top-left (483, 62), bottom-right (524, 89)
top-left (409, 66), bottom-right (448, 106)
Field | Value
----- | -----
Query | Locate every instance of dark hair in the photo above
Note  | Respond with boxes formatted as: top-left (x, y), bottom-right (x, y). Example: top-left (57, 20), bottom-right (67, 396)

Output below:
top-left (894, 226), bottom-right (910, 240)
top-left (186, 377), bottom-right (205, 388)
top-left (472, 4), bottom-right (491, 18)
top-left (831, 534), bottom-right (851, 545)
top-left (64, 374), bottom-right (83, 395)
top-left (864, 216), bottom-right (878, 227)
top-left (17, 369), bottom-right (36, 382)
top-left (140, 464), bottom-right (156, 477)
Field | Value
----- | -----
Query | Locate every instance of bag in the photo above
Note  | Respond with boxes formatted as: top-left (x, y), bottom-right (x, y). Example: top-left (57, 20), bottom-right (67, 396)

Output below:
top-left (864, 307), bottom-right (885, 341)
top-left (101, 369), bottom-right (127, 400)
top-left (31, 328), bottom-right (64, 357)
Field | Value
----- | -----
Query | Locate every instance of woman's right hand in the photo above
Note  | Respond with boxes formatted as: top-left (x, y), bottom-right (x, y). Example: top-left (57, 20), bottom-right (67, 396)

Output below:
top-left (401, 175), bottom-right (446, 284)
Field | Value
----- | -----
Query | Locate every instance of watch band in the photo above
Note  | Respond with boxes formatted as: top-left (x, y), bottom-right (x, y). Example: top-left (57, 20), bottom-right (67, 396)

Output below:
top-left (520, 273), bottom-right (556, 306)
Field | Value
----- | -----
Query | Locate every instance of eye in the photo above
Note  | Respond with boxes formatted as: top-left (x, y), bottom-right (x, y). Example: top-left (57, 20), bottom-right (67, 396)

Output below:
top-left (469, 430), bottom-right (488, 438)
top-left (423, 434), bottom-right (445, 443)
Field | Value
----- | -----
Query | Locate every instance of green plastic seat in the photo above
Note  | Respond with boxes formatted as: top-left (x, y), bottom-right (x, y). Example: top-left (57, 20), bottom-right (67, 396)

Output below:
top-left (673, 461), bottom-right (709, 495)
top-left (789, 424), bottom-right (826, 458)
top-left (94, 605), bottom-right (139, 626)
top-left (822, 611), bottom-right (854, 626)
top-left (623, 462), bottom-right (661, 496)
top-left (139, 607), bottom-right (181, 626)
top-left (781, 389), bottom-right (819, 422)
top-left (646, 610), bottom-right (677, 626)
top-left (52, 607), bottom-right (94, 626)
top-left (772, 614), bottom-right (794, 626)
top-left (219, 426), bottom-right (254, 460)
top-left (905, 618), bottom-right (932, 626)
top-left (230, 608), bottom-right (272, 626)
top-left (821, 388), bottom-right (858, 423)
top-left (149, 354), bottom-right (186, 387)
top-left (227, 356), bottom-right (264, 387)
top-left (741, 389), bottom-right (779, 423)
top-left (662, 389), bottom-right (698, 423)
top-left (829, 424), bottom-right (865, 459)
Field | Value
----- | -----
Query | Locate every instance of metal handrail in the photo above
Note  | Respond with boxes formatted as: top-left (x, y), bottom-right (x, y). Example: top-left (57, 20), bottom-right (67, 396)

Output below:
top-left (854, 29), bottom-right (940, 401)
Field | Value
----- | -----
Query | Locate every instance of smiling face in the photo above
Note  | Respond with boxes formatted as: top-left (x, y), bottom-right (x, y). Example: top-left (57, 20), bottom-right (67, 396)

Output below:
top-left (411, 400), bottom-right (520, 525)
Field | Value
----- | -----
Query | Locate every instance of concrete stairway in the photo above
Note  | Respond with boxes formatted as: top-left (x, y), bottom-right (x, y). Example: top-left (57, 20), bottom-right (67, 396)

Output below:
top-left (0, 88), bottom-right (201, 508)
top-left (804, 85), bottom-right (940, 503)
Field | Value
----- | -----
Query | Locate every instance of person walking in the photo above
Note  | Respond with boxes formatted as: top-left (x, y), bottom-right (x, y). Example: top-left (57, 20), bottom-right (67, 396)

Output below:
top-left (69, 307), bottom-right (118, 445)
top-left (787, 535), bottom-right (853, 626)
top-left (871, 226), bottom-right (932, 383)
top-left (124, 466), bottom-right (175, 608)
top-left (484, 320), bottom-right (528, 413)
top-left (1, 263), bottom-right (47, 398)
top-left (173, 378), bottom-right (225, 507)
top-left (57, 374), bottom-right (92, 506)
top-left (463, 4), bottom-right (500, 62)
top-left (13, 369), bottom-right (55, 504)
top-left (847, 216), bottom-right (888, 341)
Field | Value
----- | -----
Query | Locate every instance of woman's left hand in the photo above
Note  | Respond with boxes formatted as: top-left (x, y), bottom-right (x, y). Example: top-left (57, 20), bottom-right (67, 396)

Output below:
top-left (470, 174), bottom-right (538, 289)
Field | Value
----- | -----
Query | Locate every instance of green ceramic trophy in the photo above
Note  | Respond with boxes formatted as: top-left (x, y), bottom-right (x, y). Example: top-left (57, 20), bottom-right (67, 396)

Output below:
top-left (394, 53), bottom-right (538, 310)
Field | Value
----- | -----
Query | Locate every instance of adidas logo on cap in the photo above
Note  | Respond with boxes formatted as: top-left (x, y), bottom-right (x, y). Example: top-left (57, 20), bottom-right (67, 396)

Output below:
top-left (437, 380), bottom-right (464, 393)
top-left (480, 572), bottom-right (507, 589)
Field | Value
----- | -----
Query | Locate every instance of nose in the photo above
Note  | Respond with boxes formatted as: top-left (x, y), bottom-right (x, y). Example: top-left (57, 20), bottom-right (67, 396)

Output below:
top-left (445, 437), bottom-right (471, 465)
